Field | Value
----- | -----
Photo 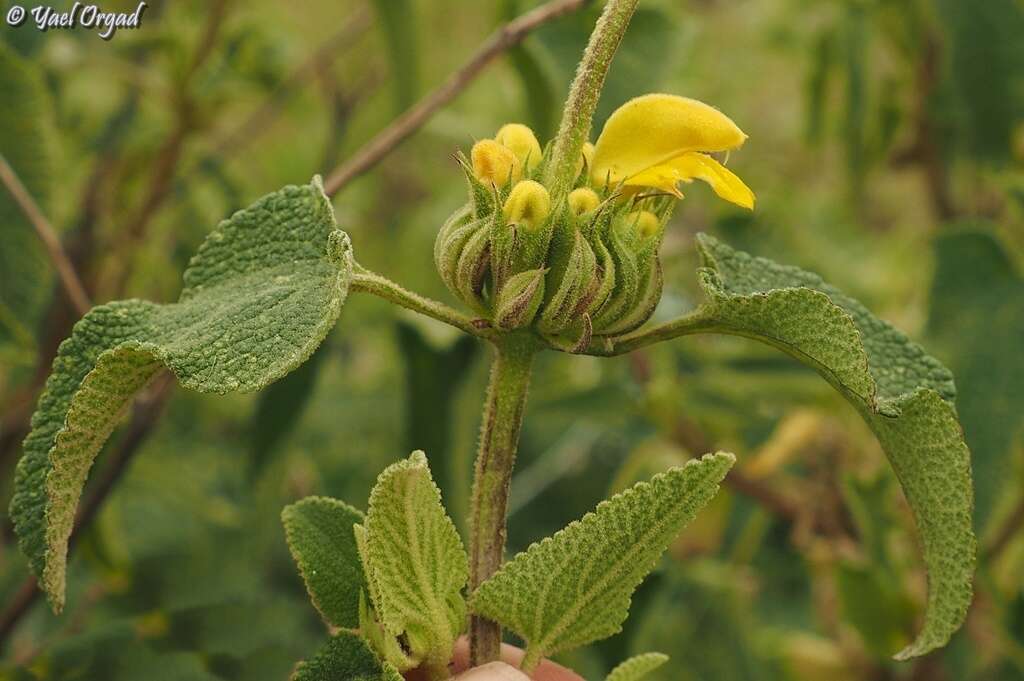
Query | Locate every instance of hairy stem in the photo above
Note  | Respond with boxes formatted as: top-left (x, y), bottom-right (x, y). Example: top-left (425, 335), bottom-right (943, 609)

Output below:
top-left (468, 334), bottom-right (538, 665)
top-left (543, 0), bottom-right (640, 198)
top-left (351, 267), bottom-right (497, 340)
top-left (580, 308), bottom-right (717, 356)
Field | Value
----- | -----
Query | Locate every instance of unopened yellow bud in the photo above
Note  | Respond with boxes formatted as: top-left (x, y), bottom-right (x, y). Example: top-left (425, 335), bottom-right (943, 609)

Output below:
top-left (628, 210), bottom-right (660, 238)
top-left (503, 180), bottom-right (551, 231)
top-left (575, 142), bottom-right (596, 180)
top-left (568, 187), bottom-right (600, 216)
top-left (496, 123), bottom-right (543, 172)
top-left (472, 139), bottom-right (520, 186)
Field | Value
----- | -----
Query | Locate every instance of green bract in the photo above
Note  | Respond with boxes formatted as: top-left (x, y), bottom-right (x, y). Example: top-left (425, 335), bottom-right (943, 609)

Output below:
top-left (10, 178), bottom-right (352, 612)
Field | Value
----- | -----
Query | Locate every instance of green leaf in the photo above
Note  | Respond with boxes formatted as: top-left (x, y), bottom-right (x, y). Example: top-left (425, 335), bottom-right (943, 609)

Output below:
top-left (362, 451), bottom-right (468, 669)
top-left (470, 451), bottom-right (735, 669)
top-left (10, 177), bottom-right (353, 612)
top-left (693, 233), bottom-right (974, 659)
top-left (282, 496), bottom-right (366, 629)
top-left (606, 653), bottom-right (669, 681)
top-left (292, 631), bottom-right (402, 681)
top-left (0, 42), bottom-right (56, 351)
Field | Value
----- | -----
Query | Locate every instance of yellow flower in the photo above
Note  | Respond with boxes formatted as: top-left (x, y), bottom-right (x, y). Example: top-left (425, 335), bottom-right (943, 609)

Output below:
top-left (496, 123), bottom-right (543, 172)
top-left (591, 93), bottom-right (755, 209)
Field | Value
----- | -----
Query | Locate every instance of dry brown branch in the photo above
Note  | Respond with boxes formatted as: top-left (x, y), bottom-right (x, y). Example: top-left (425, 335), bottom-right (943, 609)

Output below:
top-left (0, 155), bottom-right (92, 317)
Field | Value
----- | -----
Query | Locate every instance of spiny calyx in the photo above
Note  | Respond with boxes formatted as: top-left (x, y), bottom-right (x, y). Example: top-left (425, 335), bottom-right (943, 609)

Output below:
top-left (435, 95), bottom-right (753, 351)
top-left (435, 123), bottom-right (671, 352)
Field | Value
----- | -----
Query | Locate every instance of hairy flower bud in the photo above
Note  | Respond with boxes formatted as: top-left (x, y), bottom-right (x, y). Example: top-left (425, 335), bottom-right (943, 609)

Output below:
top-left (568, 187), bottom-right (600, 216)
top-left (503, 180), bottom-right (551, 231)
top-left (494, 268), bottom-right (546, 330)
top-left (496, 123), bottom-right (543, 172)
top-left (627, 209), bottom-right (661, 238)
top-left (471, 139), bottom-right (520, 187)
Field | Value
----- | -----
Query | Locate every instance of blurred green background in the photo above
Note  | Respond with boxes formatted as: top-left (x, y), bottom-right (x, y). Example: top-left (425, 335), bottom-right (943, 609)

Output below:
top-left (1, 0), bottom-right (1022, 679)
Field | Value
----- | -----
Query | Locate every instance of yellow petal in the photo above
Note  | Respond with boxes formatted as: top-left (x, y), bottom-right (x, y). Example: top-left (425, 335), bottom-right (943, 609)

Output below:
top-left (575, 142), bottom-right (596, 180)
top-left (503, 180), bottom-right (551, 230)
top-left (471, 139), bottom-right (521, 186)
top-left (496, 123), bottom-right (543, 171)
top-left (591, 93), bottom-right (747, 188)
top-left (626, 152), bottom-right (755, 210)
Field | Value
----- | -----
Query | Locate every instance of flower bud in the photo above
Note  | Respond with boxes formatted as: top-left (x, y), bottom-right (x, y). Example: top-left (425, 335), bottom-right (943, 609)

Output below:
top-left (539, 228), bottom-right (598, 335)
top-left (494, 268), bottom-right (546, 330)
top-left (454, 224), bottom-right (492, 314)
top-left (434, 209), bottom-right (481, 297)
top-left (568, 187), bottom-right (600, 216)
top-left (496, 123), bottom-right (543, 172)
top-left (471, 139), bottom-right (520, 186)
top-left (627, 210), bottom-right (660, 238)
top-left (600, 258), bottom-right (663, 335)
top-left (502, 180), bottom-right (551, 231)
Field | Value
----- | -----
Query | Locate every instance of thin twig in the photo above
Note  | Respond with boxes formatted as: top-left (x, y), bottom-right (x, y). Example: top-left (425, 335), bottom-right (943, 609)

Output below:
top-left (322, 0), bottom-right (591, 197)
top-left (351, 268), bottom-right (496, 340)
top-left (112, 0), bottom-right (231, 292)
top-left (0, 155), bottom-right (92, 317)
top-left (0, 375), bottom-right (174, 644)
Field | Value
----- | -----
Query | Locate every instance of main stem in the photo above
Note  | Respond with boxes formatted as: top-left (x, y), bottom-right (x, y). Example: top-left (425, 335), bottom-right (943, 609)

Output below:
top-left (543, 0), bottom-right (640, 199)
top-left (468, 334), bottom-right (537, 665)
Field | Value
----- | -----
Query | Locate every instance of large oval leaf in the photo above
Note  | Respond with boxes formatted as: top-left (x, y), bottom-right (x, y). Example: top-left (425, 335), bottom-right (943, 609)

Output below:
top-left (10, 177), bottom-right (353, 612)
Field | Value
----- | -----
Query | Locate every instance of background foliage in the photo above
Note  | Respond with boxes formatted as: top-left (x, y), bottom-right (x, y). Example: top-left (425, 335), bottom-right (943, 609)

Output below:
top-left (1, 0), bottom-right (1022, 679)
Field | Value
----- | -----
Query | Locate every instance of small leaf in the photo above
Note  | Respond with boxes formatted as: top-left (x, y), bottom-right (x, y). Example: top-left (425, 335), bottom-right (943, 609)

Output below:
top-left (292, 631), bottom-right (402, 681)
top-left (693, 234), bottom-right (974, 659)
top-left (10, 178), bottom-right (353, 612)
top-left (363, 451), bottom-right (468, 669)
top-left (282, 496), bottom-right (366, 628)
top-left (470, 451), bottom-right (735, 668)
top-left (606, 653), bottom-right (669, 681)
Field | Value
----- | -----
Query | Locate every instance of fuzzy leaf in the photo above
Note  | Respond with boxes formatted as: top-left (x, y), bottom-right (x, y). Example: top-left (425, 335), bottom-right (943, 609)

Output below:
top-left (363, 451), bottom-right (468, 668)
top-left (292, 631), bottom-right (402, 681)
top-left (10, 178), bottom-right (353, 612)
top-left (470, 451), bottom-right (734, 666)
top-left (282, 496), bottom-right (366, 628)
top-left (693, 233), bottom-right (974, 659)
top-left (606, 653), bottom-right (669, 681)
